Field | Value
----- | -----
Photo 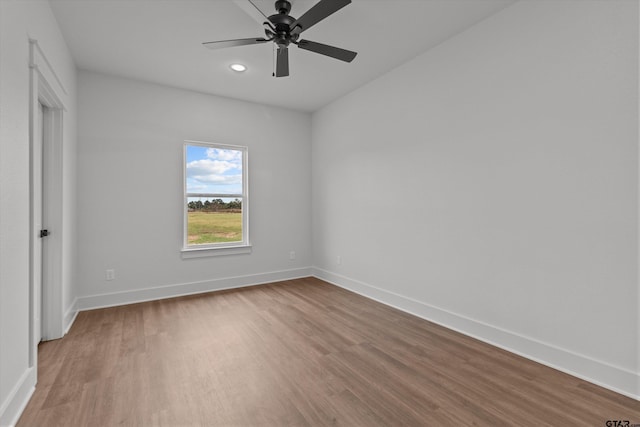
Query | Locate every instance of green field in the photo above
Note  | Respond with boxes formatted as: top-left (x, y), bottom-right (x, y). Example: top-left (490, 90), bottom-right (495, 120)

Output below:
top-left (187, 211), bottom-right (242, 244)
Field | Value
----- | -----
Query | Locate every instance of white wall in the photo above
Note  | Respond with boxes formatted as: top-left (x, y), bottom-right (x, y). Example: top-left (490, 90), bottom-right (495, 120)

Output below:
top-left (312, 0), bottom-right (639, 398)
top-left (0, 1), bottom-right (77, 425)
top-left (75, 72), bottom-right (312, 308)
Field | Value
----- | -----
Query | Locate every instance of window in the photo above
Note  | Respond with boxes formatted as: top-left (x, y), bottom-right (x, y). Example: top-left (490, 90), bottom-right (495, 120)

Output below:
top-left (183, 141), bottom-right (249, 256)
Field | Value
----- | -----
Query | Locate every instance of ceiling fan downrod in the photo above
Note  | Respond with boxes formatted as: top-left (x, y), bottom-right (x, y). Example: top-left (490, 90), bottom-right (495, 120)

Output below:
top-left (274, 0), bottom-right (291, 15)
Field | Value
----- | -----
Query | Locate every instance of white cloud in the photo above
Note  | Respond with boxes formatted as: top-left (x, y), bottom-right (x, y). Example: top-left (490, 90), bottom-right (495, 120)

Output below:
top-left (206, 148), bottom-right (242, 163)
top-left (191, 174), bottom-right (242, 184)
top-left (187, 159), bottom-right (238, 176)
top-left (186, 147), bottom-right (243, 193)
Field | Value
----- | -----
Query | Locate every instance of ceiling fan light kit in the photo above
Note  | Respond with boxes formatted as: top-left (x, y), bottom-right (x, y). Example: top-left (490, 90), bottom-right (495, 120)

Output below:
top-left (203, 0), bottom-right (357, 78)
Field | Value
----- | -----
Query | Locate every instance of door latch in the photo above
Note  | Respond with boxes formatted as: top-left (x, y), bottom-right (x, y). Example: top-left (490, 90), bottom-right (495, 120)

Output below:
top-left (40, 229), bottom-right (49, 238)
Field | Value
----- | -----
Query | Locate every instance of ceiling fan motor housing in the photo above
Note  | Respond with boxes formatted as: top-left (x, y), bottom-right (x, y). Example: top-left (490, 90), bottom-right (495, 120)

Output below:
top-left (268, 0), bottom-right (298, 47)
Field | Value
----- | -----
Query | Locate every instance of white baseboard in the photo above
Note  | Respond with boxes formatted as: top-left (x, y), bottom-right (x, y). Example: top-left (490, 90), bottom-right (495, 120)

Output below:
top-left (63, 298), bottom-right (78, 334)
top-left (77, 267), bottom-right (312, 311)
top-left (0, 367), bottom-right (36, 427)
top-left (312, 267), bottom-right (640, 401)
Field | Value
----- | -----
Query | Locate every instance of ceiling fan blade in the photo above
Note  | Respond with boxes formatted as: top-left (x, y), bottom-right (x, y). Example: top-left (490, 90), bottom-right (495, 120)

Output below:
top-left (290, 0), bottom-right (351, 36)
top-left (232, 0), bottom-right (268, 25)
top-left (297, 39), bottom-right (357, 62)
top-left (275, 47), bottom-right (289, 77)
top-left (247, 0), bottom-right (269, 20)
top-left (203, 37), bottom-right (269, 50)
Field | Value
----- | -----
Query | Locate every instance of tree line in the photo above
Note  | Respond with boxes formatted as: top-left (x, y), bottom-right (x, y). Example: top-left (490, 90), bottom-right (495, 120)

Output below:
top-left (187, 199), bottom-right (241, 212)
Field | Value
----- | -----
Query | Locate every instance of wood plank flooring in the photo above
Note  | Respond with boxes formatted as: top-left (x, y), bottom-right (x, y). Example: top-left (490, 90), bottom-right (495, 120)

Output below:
top-left (18, 277), bottom-right (640, 426)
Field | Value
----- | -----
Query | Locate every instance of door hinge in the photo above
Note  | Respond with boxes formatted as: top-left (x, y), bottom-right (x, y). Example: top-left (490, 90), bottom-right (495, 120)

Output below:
top-left (40, 229), bottom-right (49, 238)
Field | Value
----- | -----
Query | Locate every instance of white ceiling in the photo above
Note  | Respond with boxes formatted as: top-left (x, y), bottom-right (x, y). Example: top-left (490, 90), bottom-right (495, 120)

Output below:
top-left (50, 0), bottom-right (514, 112)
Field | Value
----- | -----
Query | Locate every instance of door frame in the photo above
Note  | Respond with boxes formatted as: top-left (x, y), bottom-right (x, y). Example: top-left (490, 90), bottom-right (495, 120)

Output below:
top-left (29, 39), bottom-right (66, 366)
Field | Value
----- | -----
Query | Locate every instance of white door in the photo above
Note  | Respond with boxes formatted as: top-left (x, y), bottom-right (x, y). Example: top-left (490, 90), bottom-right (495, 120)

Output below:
top-left (33, 102), bottom-right (45, 344)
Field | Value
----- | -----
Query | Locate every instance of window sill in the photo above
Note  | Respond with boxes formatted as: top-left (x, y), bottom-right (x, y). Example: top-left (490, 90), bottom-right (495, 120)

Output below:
top-left (181, 244), bottom-right (252, 259)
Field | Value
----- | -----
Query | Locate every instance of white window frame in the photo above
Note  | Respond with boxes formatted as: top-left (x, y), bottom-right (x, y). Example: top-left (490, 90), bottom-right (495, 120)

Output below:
top-left (181, 140), bottom-right (251, 258)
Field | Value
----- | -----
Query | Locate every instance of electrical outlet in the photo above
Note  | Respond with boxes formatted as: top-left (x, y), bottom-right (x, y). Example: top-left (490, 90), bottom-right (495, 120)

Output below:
top-left (337, 255), bottom-right (342, 265)
top-left (105, 269), bottom-right (115, 281)
top-left (289, 251), bottom-right (296, 260)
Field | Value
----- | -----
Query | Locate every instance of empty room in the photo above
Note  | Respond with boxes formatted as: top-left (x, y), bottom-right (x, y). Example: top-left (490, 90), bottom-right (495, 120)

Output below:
top-left (1, 0), bottom-right (640, 425)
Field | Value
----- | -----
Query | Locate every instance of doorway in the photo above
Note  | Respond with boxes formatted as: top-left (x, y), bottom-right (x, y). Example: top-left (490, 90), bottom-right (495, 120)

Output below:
top-left (29, 38), bottom-right (66, 368)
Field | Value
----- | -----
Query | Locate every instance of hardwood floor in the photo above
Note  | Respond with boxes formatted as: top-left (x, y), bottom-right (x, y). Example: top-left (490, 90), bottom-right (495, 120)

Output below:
top-left (18, 277), bottom-right (640, 426)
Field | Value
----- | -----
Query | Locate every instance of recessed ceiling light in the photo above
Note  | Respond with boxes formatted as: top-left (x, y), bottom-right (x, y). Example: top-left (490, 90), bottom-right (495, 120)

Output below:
top-left (229, 63), bottom-right (247, 72)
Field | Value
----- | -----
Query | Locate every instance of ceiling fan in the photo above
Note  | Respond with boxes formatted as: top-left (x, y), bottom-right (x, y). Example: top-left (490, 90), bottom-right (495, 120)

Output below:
top-left (203, 0), bottom-right (357, 77)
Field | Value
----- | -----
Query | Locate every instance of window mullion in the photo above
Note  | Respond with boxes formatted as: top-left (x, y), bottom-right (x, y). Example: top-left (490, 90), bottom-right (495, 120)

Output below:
top-left (187, 193), bottom-right (243, 198)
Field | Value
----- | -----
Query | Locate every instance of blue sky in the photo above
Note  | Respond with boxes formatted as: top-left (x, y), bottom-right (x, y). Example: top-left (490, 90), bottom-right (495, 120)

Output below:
top-left (186, 145), bottom-right (243, 195)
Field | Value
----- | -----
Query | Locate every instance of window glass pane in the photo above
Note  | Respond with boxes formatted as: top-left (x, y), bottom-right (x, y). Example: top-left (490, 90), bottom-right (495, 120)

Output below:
top-left (184, 142), bottom-right (247, 249)
top-left (187, 197), bottom-right (242, 244)
top-left (185, 145), bottom-right (243, 195)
